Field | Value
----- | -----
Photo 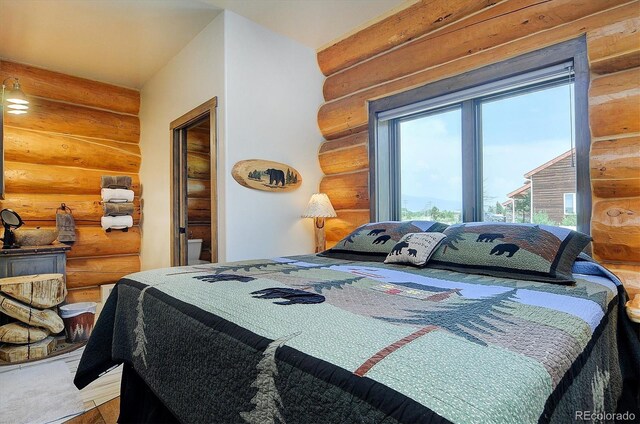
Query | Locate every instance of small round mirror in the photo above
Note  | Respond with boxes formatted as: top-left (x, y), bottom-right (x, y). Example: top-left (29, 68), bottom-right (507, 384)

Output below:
top-left (1, 209), bottom-right (23, 228)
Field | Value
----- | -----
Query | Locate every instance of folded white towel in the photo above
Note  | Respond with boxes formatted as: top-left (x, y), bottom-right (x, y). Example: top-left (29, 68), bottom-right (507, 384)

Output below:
top-left (101, 188), bottom-right (134, 203)
top-left (101, 215), bottom-right (133, 231)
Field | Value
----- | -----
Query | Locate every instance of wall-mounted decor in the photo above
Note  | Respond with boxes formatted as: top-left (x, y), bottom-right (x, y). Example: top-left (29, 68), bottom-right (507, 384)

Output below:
top-left (232, 160), bottom-right (302, 192)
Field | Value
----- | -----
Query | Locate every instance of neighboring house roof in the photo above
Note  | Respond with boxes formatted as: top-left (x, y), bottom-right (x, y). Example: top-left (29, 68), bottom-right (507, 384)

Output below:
top-left (506, 182), bottom-right (531, 199)
top-left (523, 149), bottom-right (574, 178)
top-left (502, 149), bottom-right (575, 203)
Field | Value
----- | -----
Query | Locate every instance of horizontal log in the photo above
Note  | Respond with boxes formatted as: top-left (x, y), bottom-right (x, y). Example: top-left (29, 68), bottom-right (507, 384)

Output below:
top-left (593, 242), bottom-right (640, 264)
top-left (323, 0), bottom-right (627, 101)
top-left (7, 128), bottom-right (139, 155)
top-left (591, 197), bottom-right (640, 262)
top-left (320, 171), bottom-right (369, 210)
top-left (587, 16), bottom-right (640, 74)
top-left (590, 136), bottom-right (640, 180)
top-left (592, 178), bottom-right (640, 199)
top-left (66, 255), bottom-right (140, 289)
top-left (187, 152), bottom-right (211, 179)
top-left (317, 0), bottom-right (499, 76)
top-left (187, 128), bottom-right (210, 153)
top-left (0, 194), bottom-right (140, 225)
top-left (189, 224), bottom-right (211, 251)
top-left (67, 226), bottom-right (141, 259)
top-left (589, 68), bottom-right (640, 138)
top-left (319, 131), bottom-right (369, 175)
top-left (319, 131), bottom-right (368, 154)
top-left (600, 263), bottom-right (640, 297)
top-left (86, 137), bottom-right (140, 155)
top-left (4, 97), bottom-right (140, 144)
top-left (187, 178), bottom-right (211, 199)
top-left (590, 50), bottom-right (640, 75)
top-left (320, 145), bottom-right (368, 176)
top-left (65, 287), bottom-right (101, 304)
top-left (4, 127), bottom-right (140, 173)
top-left (5, 161), bottom-right (140, 195)
top-left (0, 60), bottom-right (139, 115)
top-left (325, 210), bottom-right (371, 243)
top-left (188, 198), bottom-right (211, 223)
top-left (317, 1), bottom-right (638, 139)
top-left (588, 15), bottom-right (640, 61)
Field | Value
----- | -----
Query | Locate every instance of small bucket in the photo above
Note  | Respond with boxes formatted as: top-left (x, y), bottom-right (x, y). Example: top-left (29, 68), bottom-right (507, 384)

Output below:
top-left (59, 302), bottom-right (97, 343)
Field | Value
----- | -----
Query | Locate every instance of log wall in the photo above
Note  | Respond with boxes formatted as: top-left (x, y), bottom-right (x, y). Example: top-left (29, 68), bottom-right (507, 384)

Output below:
top-left (187, 119), bottom-right (212, 262)
top-left (0, 60), bottom-right (141, 303)
top-left (316, 0), bottom-right (640, 297)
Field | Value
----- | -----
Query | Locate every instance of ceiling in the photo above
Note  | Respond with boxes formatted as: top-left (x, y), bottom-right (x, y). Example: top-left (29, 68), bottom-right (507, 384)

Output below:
top-left (0, 0), bottom-right (411, 89)
top-left (202, 0), bottom-right (412, 50)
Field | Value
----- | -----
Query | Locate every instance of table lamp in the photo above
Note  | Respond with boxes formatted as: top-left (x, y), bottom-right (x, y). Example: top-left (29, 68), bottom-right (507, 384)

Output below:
top-left (302, 193), bottom-right (336, 253)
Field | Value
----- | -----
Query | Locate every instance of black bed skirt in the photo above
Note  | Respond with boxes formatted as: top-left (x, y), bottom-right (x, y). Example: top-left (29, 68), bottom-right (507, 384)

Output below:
top-left (119, 363), bottom-right (179, 424)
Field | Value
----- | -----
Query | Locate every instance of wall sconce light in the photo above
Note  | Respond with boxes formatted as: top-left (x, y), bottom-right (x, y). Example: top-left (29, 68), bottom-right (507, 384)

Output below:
top-left (2, 78), bottom-right (29, 115)
top-left (302, 193), bottom-right (336, 253)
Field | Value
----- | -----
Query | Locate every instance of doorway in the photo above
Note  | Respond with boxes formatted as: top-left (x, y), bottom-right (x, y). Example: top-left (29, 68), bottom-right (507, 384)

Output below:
top-left (170, 98), bottom-right (218, 266)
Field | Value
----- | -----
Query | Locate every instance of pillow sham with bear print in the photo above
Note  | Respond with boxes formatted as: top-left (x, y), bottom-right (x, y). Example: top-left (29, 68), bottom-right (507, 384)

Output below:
top-left (319, 221), bottom-right (448, 262)
top-left (427, 222), bottom-right (591, 284)
top-left (384, 232), bottom-right (447, 267)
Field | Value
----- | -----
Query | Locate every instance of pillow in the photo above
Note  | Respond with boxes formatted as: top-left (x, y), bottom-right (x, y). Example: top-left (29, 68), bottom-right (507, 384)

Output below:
top-left (427, 222), bottom-right (591, 284)
top-left (319, 221), bottom-right (448, 262)
top-left (384, 232), bottom-right (447, 267)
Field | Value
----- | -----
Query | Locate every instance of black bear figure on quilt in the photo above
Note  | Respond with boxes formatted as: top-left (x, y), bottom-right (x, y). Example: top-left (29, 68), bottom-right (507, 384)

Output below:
top-left (251, 288), bottom-right (325, 305)
top-left (489, 243), bottom-right (520, 258)
top-left (476, 233), bottom-right (505, 243)
top-left (372, 235), bottom-right (392, 245)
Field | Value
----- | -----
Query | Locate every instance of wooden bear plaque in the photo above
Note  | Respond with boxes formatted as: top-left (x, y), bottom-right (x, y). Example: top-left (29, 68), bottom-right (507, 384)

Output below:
top-left (232, 160), bottom-right (302, 192)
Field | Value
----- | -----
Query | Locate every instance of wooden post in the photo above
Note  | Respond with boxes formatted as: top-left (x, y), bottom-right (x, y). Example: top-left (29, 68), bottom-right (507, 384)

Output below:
top-left (314, 217), bottom-right (326, 253)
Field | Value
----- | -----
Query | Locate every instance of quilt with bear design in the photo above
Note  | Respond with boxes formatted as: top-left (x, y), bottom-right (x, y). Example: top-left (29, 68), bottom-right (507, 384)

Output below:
top-left (75, 254), bottom-right (639, 423)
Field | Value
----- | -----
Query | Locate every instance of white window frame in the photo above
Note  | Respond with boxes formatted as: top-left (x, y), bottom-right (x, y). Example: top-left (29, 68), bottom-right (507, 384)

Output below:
top-left (564, 192), bottom-right (576, 215)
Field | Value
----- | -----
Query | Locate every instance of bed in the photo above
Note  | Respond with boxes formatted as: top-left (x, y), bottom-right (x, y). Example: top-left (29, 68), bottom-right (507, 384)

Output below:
top-left (74, 223), bottom-right (640, 424)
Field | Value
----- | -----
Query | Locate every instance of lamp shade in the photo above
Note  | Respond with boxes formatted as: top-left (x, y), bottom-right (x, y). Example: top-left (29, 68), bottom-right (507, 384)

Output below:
top-left (302, 193), bottom-right (337, 218)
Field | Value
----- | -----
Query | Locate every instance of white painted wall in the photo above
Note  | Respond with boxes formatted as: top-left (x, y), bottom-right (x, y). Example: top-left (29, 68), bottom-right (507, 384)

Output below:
top-left (139, 11), bottom-right (324, 268)
top-left (222, 12), bottom-right (324, 261)
top-left (139, 14), bottom-right (225, 271)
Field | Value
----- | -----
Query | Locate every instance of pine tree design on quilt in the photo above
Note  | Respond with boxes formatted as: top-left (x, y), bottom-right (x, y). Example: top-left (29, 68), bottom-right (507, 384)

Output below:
top-left (343, 227), bottom-right (364, 246)
top-left (591, 366), bottom-right (610, 419)
top-left (440, 224), bottom-right (465, 253)
top-left (202, 262), bottom-right (286, 275)
top-left (306, 276), bottom-right (365, 294)
top-left (241, 333), bottom-right (299, 424)
top-left (378, 289), bottom-right (518, 346)
top-left (132, 286), bottom-right (150, 368)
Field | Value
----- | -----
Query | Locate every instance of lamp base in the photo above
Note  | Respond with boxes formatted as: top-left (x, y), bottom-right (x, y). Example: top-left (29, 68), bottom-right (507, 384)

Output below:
top-left (313, 217), bottom-right (326, 253)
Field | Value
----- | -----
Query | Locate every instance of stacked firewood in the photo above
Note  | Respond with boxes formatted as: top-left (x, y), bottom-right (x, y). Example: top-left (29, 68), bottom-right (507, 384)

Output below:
top-left (0, 274), bottom-right (66, 362)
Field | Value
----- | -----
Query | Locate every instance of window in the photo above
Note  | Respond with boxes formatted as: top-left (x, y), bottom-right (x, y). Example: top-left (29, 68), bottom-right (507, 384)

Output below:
top-left (398, 106), bottom-right (462, 224)
top-left (564, 193), bottom-right (576, 215)
top-left (369, 38), bottom-right (590, 233)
